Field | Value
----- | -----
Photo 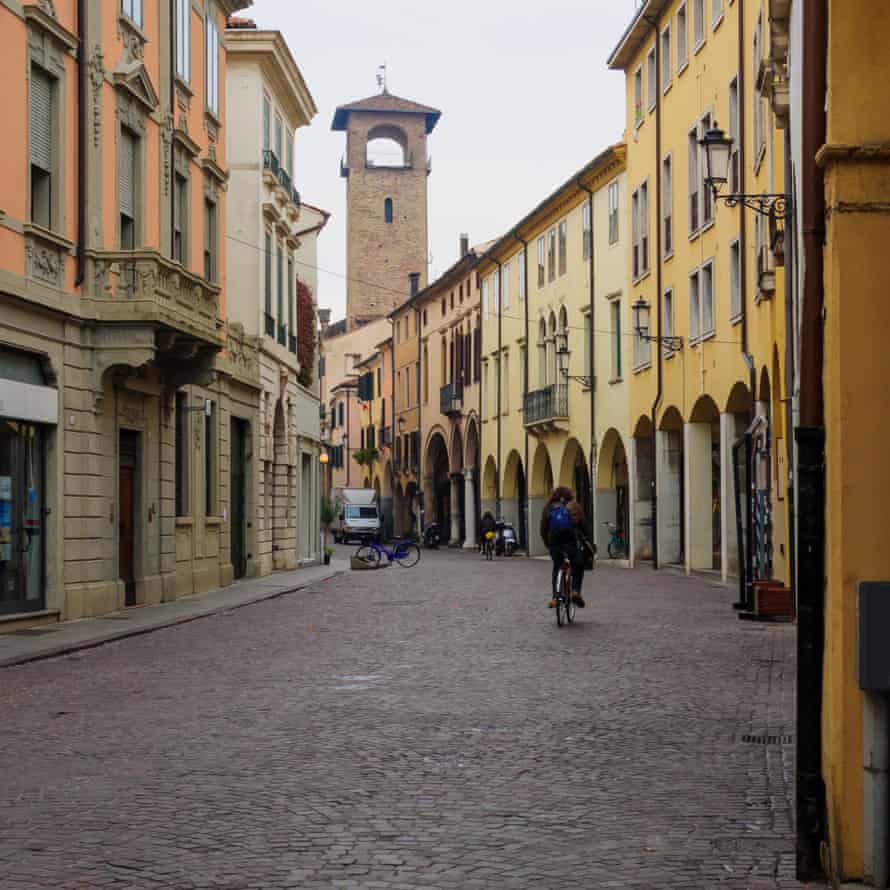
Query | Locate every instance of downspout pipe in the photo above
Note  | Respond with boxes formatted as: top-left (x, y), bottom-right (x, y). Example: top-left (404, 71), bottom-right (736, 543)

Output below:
top-left (75, 0), bottom-right (87, 286)
top-left (493, 258), bottom-right (503, 519)
top-left (576, 179), bottom-right (596, 535)
top-left (169, 0), bottom-right (176, 257)
top-left (643, 13), bottom-right (663, 570)
top-left (512, 231), bottom-right (530, 554)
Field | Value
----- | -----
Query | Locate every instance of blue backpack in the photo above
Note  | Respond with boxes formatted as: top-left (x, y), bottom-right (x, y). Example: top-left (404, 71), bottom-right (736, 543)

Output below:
top-left (549, 503), bottom-right (572, 533)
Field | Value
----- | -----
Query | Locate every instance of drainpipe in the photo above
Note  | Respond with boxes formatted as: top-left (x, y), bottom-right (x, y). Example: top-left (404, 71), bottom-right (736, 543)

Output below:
top-left (345, 389), bottom-right (350, 488)
top-left (169, 0), bottom-right (176, 257)
top-left (75, 0), bottom-right (87, 286)
top-left (409, 272), bottom-right (421, 530)
top-left (512, 231), bottom-right (530, 553)
top-left (795, 0), bottom-right (827, 880)
top-left (576, 179), bottom-right (596, 535)
top-left (644, 13), bottom-right (664, 570)
top-left (492, 258), bottom-right (503, 519)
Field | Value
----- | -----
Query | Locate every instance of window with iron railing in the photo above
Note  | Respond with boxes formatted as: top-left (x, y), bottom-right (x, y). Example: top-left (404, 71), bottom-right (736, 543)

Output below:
top-left (523, 383), bottom-right (569, 426)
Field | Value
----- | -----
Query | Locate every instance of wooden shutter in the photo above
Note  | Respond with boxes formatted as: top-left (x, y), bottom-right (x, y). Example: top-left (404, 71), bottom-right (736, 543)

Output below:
top-left (119, 130), bottom-right (135, 218)
top-left (30, 68), bottom-right (52, 172)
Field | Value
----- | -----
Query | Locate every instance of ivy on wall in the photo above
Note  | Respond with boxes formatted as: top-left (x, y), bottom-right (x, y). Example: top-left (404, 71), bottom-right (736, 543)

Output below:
top-left (297, 278), bottom-right (316, 387)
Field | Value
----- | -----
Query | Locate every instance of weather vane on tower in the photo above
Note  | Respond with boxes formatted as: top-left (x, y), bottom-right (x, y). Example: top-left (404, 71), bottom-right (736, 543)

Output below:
top-left (377, 62), bottom-right (388, 94)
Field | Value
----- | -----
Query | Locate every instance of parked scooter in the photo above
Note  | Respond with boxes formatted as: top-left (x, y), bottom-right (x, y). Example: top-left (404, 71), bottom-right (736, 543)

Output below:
top-left (495, 519), bottom-right (518, 556)
top-left (422, 522), bottom-right (441, 549)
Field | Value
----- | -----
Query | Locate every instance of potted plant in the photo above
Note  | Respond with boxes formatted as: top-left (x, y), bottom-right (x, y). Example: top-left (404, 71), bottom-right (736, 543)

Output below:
top-left (320, 495), bottom-right (337, 560)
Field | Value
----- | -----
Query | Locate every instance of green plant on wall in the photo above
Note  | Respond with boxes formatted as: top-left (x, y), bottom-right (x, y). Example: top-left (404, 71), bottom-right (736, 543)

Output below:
top-left (352, 447), bottom-right (379, 467)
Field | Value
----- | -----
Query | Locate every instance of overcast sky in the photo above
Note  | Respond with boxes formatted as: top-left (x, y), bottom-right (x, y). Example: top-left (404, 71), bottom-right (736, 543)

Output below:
top-left (249, 0), bottom-right (635, 320)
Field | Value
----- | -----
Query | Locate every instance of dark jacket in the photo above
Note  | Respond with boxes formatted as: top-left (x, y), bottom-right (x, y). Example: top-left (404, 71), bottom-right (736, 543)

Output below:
top-left (480, 514), bottom-right (497, 536)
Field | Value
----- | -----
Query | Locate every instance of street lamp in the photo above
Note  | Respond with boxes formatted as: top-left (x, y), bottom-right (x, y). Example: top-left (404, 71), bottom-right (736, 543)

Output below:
top-left (557, 330), bottom-right (592, 387)
top-left (700, 124), bottom-right (789, 221)
top-left (318, 450), bottom-right (329, 465)
top-left (632, 297), bottom-right (683, 354)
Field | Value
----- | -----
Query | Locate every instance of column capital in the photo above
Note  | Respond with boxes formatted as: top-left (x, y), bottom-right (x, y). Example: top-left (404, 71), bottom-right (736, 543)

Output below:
top-left (463, 467), bottom-right (475, 481)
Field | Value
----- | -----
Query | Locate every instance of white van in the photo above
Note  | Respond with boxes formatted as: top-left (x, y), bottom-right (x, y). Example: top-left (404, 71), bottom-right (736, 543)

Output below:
top-left (332, 488), bottom-right (381, 543)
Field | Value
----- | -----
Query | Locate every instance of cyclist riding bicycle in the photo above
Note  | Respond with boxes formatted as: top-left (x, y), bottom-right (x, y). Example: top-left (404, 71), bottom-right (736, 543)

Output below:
top-left (479, 510), bottom-right (497, 555)
top-left (539, 486), bottom-right (591, 610)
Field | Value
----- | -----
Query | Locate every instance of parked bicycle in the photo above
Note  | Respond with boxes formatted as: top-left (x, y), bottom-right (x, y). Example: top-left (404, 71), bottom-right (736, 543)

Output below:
top-left (603, 521), bottom-right (627, 559)
top-left (355, 537), bottom-right (421, 568)
top-left (553, 551), bottom-right (576, 627)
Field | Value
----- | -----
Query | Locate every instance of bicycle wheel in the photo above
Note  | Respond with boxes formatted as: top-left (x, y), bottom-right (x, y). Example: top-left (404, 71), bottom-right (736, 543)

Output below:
top-left (355, 544), bottom-right (381, 567)
top-left (395, 542), bottom-right (421, 568)
top-left (566, 596), bottom-right (576, 624)
top-left (555, 570), bottom-right (565, 627)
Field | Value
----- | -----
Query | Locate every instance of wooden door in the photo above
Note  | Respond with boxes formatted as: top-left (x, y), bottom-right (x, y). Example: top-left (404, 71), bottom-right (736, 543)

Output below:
top-left (119, 431), bottom-right (138, 605)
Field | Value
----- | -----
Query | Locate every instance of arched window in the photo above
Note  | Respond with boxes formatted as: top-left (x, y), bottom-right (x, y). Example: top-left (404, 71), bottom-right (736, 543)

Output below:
top-left (384, 198), bottom-right (393, 224)
top-left (537, 319), bottom-right (547, 388)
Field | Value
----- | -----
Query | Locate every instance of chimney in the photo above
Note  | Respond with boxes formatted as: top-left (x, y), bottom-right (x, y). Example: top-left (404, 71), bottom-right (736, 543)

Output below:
top-left (460, 233), bottom-right (470, 257)
top-left (408, 272), bottom-right (420, 298)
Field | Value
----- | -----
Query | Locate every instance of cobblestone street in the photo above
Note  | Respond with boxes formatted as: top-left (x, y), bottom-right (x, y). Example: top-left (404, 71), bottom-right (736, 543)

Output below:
top-left (0, 549), bottom-right (820, 889)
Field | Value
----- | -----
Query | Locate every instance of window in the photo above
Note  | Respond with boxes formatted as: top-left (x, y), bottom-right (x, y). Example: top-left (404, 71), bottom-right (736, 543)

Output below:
top-left (701, 260), bottom-right (714, 336)
top-left (583, 313), bottom-right (592, 382)
top-left (663, 288), bottom-right (675, 356)
top-left (582, 201), bottom-right (592, 260)
top-left (610, 300), bottom-right (622, 380)
top-left (632, 188), bottom-right (640, 279)
top-left (263, 94), bottom-right (270, 152)
top-left (203, 199), bottom-right (217, 281)
top-left (286, 133), bottom-right (293, 178)
top-left (640, 181), bottom-right (649, 274)
top-left (482, 362), bottom-right (488, 416)
top-left (712, 0), bottom-right (723, 27)
top-left (634, 66), bottom-right (643, 126)
top-left (205, 401), bottom-right (216, 515)
top-left (175, 392), bottom-right (188, 516)
top-left (677, 3), bottom-right (689, 69)
top-left (274, 114), bottom-right (283, 164)
top-left (173, 173), bottom-right (188, 263)
top-left (493, 270), bottom-right (500, 316)
top-left (205, 15), bottom-right (219, 115)
top-left (492, 356), bottom-right (500, 419)
top-left (699, 112), bottom-right (713, 226)
top-left (693, 0), bottom-right (705, 48)
top-left (502, 263), bottom-right (510, 311)
top-left (558, 220), bottom-right (567, 275)
top-left (518, 249), bottom-right (526, 300)
top-left (753, 16), bottom-right (765, 159)
top-left (608, 181), bottom-right (619, 244)
top-left (547, 228), bottom-right (556, 282)
top-left (729, 76), bottom-right (741, 192)
top-left (688, 125), bottom-right (700, 234)
top-left (662, 155), bottom-right (672, 257)
top-left (406, 365), bottom-right (411, 406)
top-left (121, 0), bottom-right (143, 26)
top-left (519, 345), bottom-right (527, 398)
top-left (537, 236), bottom-right (545, 287)
top-left (338, 401), bottom-right (344, 426)
top-left (482, 277), bottom-right (489, 319)
top-left (384, 197), bottom-right (393, 223)
top-left (119, 127), bottom-right (138, 250)
top-left (288, 256), bottom-right (295, 350)
top-left (689, 269), bottom-right (701, 341)
top-left (730, 239), bottom-right (741, 320)
top-left (29, 66), bottom-right (54, 229)
top-left (647, 48), bottom-right (657, 111)
top-left (175, 0), bottom-right (190, 81)
top-left (537, 320), bottom-right (547, 388)
top-left (264, 232), bottom-right (273, 335)
top-left (661, 25), bottom-right (672, 89)
top-left (277, 242), bottom-right (285, 345)
top-left (423, 346), bottom-right (429, 403)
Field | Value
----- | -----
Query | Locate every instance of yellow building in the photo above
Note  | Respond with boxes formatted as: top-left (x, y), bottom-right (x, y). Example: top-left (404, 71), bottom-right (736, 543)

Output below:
top-left (477, 146), bottom-right (628, 557)
top-left (608, 0), bottom-right (789, 589)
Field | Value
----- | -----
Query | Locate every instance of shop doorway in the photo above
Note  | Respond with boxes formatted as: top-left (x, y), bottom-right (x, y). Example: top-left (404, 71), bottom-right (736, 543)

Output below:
top-left (0, 420), bottom-right (45, 614)
top-left (230, 418), bottom-right (248, 579)
top-left (119, 430), bottom-right (139, 606)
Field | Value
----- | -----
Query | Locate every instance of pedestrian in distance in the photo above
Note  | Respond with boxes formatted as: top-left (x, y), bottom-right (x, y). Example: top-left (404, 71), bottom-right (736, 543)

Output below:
top-left (480, 510), bottom-right (497, 557)
top-left (539, 486), bottom-right (590, 609)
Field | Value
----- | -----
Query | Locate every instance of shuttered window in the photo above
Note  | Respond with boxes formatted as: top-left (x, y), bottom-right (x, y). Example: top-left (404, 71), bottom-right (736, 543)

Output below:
top-left (203, 199), bottom-right (216, 281)
top-left (30, 66), bottom-right (53, 228)
top-left (173, 173), bottom-right (187, 263)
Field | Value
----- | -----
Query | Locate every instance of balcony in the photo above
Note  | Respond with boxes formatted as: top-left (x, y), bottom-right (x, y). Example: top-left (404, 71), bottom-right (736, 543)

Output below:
top-left (263, 151), bottom-right (301, 213)
top-left (523, 383), bottom-right (569, 431)
top-left (440, 381), bottom-right (463, 416)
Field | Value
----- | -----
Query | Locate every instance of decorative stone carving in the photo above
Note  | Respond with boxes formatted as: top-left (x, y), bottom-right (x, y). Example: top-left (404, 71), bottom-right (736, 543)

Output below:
top-left (39, 0), bottom-right (56, 16)
top-left (116, 90), bottom-right (147, 134)
top-left (161, 113), bottom-right (174, 197)
top-left (117, 17), bottom-right (145, 64)
top-left (193, 414), bottom-right (202, 451)
top-left (118, 394), bottom-right (146, 428)
top-left (25, 236), bottom-right (62, 286)
top-left (89, 45), bottom-right (104, 147)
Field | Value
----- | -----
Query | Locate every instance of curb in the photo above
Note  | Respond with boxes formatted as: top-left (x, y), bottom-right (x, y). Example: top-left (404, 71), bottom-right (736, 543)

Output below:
top-left (0, 568), bottom-right (347, 670)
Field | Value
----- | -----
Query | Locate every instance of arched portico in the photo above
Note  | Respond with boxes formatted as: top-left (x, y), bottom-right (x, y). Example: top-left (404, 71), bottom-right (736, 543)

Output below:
top-left (463, 418), bottom-right (481, 549)
top-left (528, 441), bottom-right (554, 556)
top-left (657, 406), bottom-right (685, 566)
top-left (424, 430), bottom-right (451, 539)
top-left (724, 382), bottom-right (753, 579)
top-left (271, 400), bottom-right (294, 570)
top-left (596, 429), bottom-right (628, 559)
top-left (686, 395), bottom-right (721, 573)
top-left (632, 415), bottom-right (655, 562)
top-left (481, 454), bottom-right (498, 528)
top-left (448, 425), bottom-right (465, 544)
top-left (502, 449), bottom-right (527, 550)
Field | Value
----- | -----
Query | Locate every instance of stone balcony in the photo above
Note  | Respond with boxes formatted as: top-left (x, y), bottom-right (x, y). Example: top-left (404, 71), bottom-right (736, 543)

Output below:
top-left (262, 151), bottom-right (302, 229)
top-left (523, 383), bottom-right (569, 432)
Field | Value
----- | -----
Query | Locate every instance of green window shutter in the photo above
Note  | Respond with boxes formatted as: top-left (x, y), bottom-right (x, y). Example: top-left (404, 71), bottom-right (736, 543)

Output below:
top-left (30, 67), bottom-right (52, 172)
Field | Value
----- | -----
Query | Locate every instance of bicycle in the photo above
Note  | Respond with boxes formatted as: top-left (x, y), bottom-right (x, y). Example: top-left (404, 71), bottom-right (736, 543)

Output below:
top-left (483, 530), bottom-right (495, 561)
top-left (354, 537), bottom-right (421, 568)
top-left (553, 552), bottom-right (576, 627)
top-left (603, 521), bottom-right (627, 559)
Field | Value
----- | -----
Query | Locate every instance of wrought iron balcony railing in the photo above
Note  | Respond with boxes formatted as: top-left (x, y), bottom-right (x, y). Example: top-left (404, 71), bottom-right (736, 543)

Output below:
top-left (523, 383), bottom-right (569, 428)
top-left (440, 381), bottom-right (464, 416)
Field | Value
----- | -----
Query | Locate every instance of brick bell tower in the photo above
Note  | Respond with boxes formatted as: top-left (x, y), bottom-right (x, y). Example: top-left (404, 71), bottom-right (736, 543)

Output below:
top-left (332, 88), bottom-right (441, 329)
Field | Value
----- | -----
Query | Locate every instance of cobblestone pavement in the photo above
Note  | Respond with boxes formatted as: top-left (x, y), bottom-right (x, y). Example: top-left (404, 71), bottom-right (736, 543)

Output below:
top-left (0, 548), bottom-right (822, 889)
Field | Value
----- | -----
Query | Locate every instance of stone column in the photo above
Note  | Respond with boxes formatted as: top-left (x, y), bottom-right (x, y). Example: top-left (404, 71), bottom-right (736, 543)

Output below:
top-left (449, 473), bottom-right (461, 545)
top-left (463, 469), bottom-right (477, 549)
top-left (684, 421), bottom-right (712, 574)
